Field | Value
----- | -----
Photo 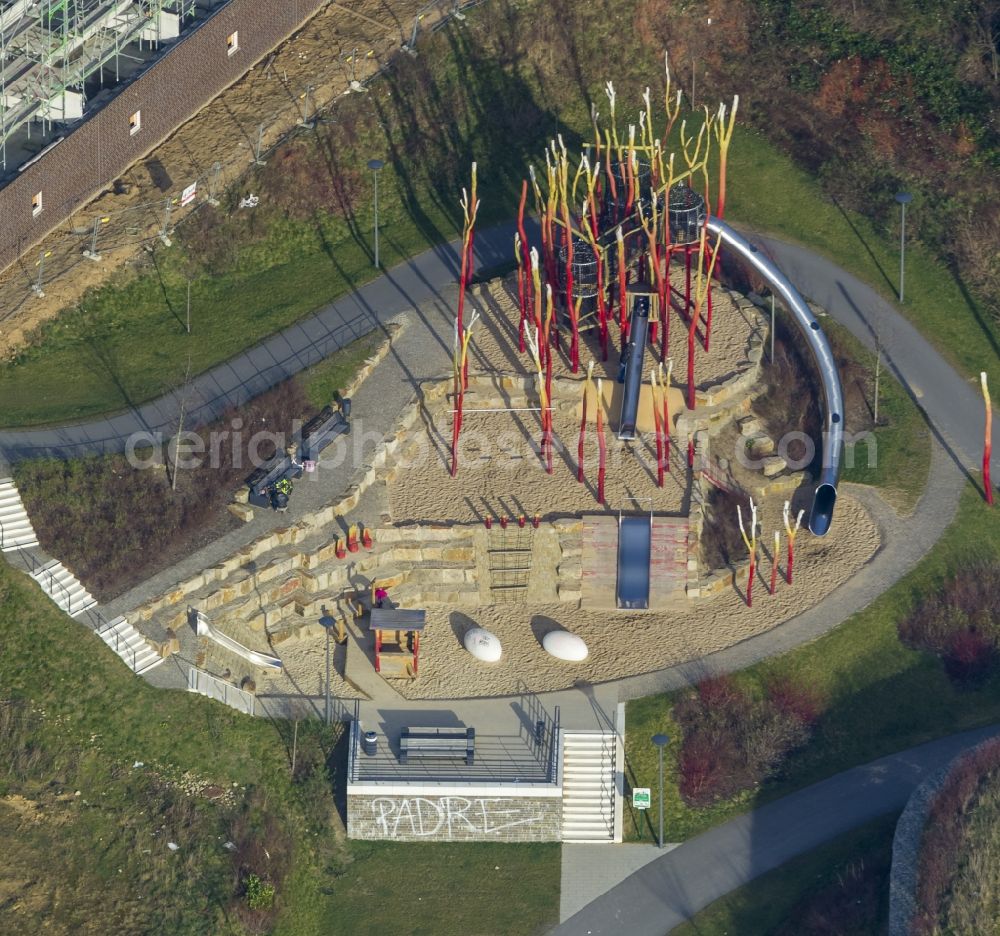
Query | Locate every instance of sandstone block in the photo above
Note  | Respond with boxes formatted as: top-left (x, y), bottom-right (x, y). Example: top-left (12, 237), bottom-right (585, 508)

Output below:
top-left (762, 455), bottom-right (787, 477)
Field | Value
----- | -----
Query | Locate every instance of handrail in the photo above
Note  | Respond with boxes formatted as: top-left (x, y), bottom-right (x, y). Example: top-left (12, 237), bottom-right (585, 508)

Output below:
top-left (548, 705), bottom-right (561, 783)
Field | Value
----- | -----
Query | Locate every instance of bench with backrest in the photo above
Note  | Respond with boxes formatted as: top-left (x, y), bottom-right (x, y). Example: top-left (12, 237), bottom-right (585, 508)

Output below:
top-left (399, 726), bottom-right (475, 766)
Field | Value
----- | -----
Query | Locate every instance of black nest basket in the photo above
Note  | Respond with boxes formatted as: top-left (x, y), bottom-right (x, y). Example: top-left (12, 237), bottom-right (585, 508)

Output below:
top-left (557, 238), bottom-right (599, 319)
top-left (668, 182), bottom-right (706, 245)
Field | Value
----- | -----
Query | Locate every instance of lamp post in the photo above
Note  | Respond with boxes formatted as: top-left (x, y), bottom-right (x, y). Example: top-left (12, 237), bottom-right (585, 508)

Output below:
top-left (368, 159), bottom-right (385, 267)
top-left (895, 191), bottom-right (912, 303)
top-left (320, 608), bottom-right (335, 726)
top-left (691, 18), bottom-right (713, 108)
top-left (651, 733), bottom-right (670, 848)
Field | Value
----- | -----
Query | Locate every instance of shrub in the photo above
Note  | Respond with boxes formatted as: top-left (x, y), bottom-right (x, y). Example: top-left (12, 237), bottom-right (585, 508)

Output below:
top-left (914, 738), bottom-right (1000, 935)
top-left (14, 377), bottom-right (314, 601)
top-left (674, 675), bottom-right (818, 806)
top-left (701, 485), bottom-right (750, 571)
top-left (245, 874), bottom-right (275, 911)
top-left (766, 675), bottom-right (822, 728)
top-left (898, 561), bottom-right (1000, 686)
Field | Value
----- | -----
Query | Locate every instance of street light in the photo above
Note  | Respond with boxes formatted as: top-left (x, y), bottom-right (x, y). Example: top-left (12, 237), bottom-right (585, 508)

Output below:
top-left (368, 158), bottom-right (385, 268)
top-left (319, 607), bottom-right (335, 726)
top-left (895, 191), bottom-right (912, 303)
top-left (651, 733), bottom-right (670, 848)
top-left (691, 17), bottom-right (713, 108)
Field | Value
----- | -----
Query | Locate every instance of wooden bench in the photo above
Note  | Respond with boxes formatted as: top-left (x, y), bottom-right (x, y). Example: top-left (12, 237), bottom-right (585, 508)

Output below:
top-left (399, 726), bottom-right (475, 766)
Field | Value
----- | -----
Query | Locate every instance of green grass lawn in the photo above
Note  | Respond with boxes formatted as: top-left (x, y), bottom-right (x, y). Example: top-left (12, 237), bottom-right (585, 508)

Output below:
top-left (725, 128), bottom-right (1000, 389)
top-left (672, 814), bottom-right (895, 936)
top-left (299, 327), bottom-right (386, 411)
top-left (0, 560), bottom-right (559, 935)
top-left (0, 1), bottom-right (997, 428)
top-left (625, 481), bottom-right (1000, 844)
top-left (825, 318), bottom-right (931, 512)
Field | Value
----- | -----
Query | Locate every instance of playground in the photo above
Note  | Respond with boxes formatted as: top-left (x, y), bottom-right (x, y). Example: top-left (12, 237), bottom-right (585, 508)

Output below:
top-left (122, 73), bottom-right (882, 710)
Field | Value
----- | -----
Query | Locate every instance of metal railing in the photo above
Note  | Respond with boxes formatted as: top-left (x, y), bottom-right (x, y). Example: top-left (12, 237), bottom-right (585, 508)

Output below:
top-left (188, 666), bottom-right (256, 714)
top-left (94, 613), bottom-right (137, 672)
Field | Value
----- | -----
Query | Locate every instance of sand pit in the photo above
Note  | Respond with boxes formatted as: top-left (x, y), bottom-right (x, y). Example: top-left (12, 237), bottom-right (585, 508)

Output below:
top-left (271, 493), bottom-right (879, 699)
top-left (387, 403), bottom-right (691, 523)
top-left (469, 269), bottom-right (761, 387)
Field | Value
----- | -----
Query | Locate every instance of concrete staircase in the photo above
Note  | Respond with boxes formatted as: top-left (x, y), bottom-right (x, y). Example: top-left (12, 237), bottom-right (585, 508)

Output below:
top-left (29, 559), bottom-right (97, 618)
top-left (0, 478), bottom-right (38, 552)
top-left (561, 731), bottom-right (617, 842)
top-left (94, 615), bottom-right (164, 675)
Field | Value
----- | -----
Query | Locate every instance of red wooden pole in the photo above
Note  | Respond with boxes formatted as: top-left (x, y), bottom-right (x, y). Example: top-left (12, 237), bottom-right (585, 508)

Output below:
top-left (617, 232), bottom-right (628, 353)
top-left (517, 262), bottom-right (527, 354)
top-left (704, 280), bottom-right (713, 352)
top-left (596, 253), bottom-right (609, 361)
top-left (684, 247), bottom-right (692, 321)
top-left (746, 556), bottom-right (755, 608)
top-left (663, 377), bottom-right (671, 473)
top-left (786, 540), bottom-right (794, 585)
top-left (687, 315), bottom-right (697, 411)
top-left (653, 384), bottom-right (664, 488)
top-left (596, 383), bottom-right (607, 504)
top-left (983, 373), bottom-right (993, 505)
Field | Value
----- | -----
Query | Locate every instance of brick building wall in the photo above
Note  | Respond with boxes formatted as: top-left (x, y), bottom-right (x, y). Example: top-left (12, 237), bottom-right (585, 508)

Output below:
top-left (0, 0), bottom-right (325, 275)
top-left (347, 791), bottom-right (563, 842)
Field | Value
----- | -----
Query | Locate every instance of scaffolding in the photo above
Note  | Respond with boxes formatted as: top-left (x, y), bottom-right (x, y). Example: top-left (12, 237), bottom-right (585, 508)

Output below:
top-left (0, 0), bottom-right (201, 172)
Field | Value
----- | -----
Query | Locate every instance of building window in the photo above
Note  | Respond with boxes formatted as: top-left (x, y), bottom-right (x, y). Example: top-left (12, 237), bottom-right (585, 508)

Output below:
top-left (31, 191), bottom-right (42, 217)
top-left (129, 110), bottom-right (141, 135)
top-left (227, 31), bottom-right (239, 55)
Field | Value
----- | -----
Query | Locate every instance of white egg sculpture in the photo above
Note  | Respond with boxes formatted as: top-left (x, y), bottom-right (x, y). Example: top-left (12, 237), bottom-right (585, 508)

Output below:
top-left (542, 630), bottom-right (589, 662)
top-left (464, 627), bottom-right (502, 663)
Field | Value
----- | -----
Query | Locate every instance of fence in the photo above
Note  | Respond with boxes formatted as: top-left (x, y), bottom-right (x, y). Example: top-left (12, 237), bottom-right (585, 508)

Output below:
top-left (0, 0), bottom-right (489, 329)
top-left (187, 665), bottom-right (256, 714)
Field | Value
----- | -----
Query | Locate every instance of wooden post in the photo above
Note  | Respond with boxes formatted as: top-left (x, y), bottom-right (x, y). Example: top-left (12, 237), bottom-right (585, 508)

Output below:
top-left (596, 378), bottom-right (607, 504)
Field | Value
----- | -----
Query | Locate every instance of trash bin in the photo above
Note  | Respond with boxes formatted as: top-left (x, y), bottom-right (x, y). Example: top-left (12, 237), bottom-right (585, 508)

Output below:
top-left (363, 730), bottom-right (378, 757)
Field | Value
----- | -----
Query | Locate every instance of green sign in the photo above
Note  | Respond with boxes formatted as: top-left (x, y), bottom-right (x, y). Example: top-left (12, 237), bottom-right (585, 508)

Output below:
top-left (632, 787), bottom-right (651, 810)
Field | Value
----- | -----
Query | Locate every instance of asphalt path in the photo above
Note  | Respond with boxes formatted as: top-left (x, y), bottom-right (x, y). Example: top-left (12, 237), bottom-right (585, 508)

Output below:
top-left (552, 723), bottom-right (1000, 936)
top-left (3, 217), bottom-right (995, 934)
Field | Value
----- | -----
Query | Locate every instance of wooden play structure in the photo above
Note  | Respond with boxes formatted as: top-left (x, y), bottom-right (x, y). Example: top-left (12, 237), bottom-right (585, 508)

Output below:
top-left (370, 608), bottom-right (426, 678)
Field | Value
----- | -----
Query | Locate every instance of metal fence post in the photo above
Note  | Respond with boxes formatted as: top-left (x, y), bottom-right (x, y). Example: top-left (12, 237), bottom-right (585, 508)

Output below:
top-left (159, 198), bottom-right (173, 246)
top-left (253, 124), bottom-right (267, 166)
top-left (298, 86), bottom-right (315, 129)
top-left (207, 162), bottom-right (222, 206)
top-left (83, 216), bottom-right (102, 261)
top-left (32, 250), bottom-right (46, 297)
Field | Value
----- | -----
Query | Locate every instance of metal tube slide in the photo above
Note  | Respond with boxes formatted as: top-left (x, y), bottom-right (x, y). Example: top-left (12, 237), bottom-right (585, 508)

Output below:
top-left (705, 217), bottom-right (843, 535)
top-left (617, 295), bottom-right (650, 441)
top-left (194, 610), bottom-right (283, 671)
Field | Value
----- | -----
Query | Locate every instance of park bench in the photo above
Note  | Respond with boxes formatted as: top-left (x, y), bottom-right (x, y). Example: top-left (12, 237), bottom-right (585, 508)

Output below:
top-left (298, 402), bottom-right (351, 462)
top-left (399, 726), bottom-right (475, 766)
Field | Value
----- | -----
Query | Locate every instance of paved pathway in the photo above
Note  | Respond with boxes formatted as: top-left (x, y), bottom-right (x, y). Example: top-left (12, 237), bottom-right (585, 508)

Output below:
top-left (552, 226), bottom-right (994, 933)
top-left (2, 217), bottom-right (995, 932)
top-left (0, 222), bottom-right (523, 461)
top-left (552, 723), bottom-right (1000, 935)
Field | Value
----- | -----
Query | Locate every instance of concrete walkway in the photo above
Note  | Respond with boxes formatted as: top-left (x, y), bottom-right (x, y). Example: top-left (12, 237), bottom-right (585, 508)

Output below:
top-left (550, 225), bottom-right (993, 933)
top-left (552, 723), bottom-right (1000, 935)
top-left (2, 217), bottom-right (994, 931)
top-left (0, 224), bottom-right (521, 461)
